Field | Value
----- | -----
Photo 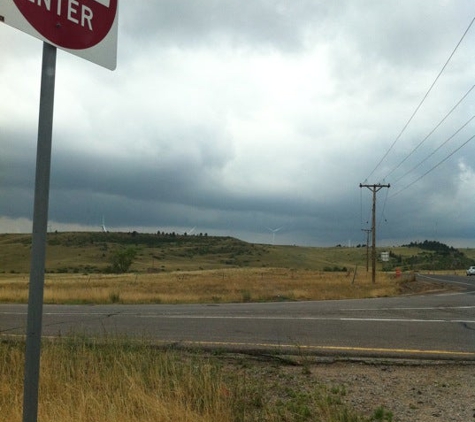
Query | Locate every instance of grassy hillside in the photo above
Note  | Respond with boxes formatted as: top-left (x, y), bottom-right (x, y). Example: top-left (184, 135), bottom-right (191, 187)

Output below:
top-left (0, 232), bottom-right (473, 275)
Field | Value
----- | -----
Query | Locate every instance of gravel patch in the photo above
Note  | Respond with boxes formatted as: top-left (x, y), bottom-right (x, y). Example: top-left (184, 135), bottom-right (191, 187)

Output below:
top-left (218, 351), bottom-right (475, 421)
top-left (310, 360), bottom-right (475, 421)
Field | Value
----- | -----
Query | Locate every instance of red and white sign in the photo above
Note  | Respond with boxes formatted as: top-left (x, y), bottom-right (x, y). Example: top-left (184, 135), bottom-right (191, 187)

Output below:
top-left (0, 0), bottom-right (118, 69)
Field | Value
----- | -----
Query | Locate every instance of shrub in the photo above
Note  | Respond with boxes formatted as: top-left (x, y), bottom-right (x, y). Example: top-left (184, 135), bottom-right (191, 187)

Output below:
top-left (110, 247), bottom-right (137, 273)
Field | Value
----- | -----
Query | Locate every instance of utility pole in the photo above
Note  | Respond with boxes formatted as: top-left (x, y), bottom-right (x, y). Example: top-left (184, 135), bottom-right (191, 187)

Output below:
top-left (359, 183), bottom-right (390, 283)
top-left (361, 228), bottom-right (372, 272)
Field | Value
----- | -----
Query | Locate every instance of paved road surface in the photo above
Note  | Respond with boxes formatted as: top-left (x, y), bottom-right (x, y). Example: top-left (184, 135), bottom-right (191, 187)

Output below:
top-left (1, 274), bottom-right (474, 359)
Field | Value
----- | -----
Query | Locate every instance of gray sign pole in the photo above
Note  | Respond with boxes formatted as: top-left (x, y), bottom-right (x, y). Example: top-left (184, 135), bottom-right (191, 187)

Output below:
top-left (22, 42), bottom-right (57, 422)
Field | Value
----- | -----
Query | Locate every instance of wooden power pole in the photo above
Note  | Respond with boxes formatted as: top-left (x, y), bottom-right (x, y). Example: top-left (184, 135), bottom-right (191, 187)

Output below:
top-left (361, 228), bottom-right (372, 272)
top-left (359, 183), bottom-right (390, 283)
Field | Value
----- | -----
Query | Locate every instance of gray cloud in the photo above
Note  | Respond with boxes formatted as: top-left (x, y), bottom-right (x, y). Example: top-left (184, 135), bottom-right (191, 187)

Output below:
top-left (121, 0), bottom-right (332, 51)
top-left (1, 1), bottom-right (474, 247)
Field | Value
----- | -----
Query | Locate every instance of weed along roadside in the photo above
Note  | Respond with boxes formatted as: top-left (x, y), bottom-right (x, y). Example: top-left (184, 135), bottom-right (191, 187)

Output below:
top-left (0, 336), bottom-right (402, 422)
top-left (1, 336), bottom-right (473, 422)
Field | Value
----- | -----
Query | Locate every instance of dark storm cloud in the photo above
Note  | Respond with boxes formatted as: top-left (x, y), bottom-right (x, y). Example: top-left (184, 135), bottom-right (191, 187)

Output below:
top-left (1, 1), bottom-right (474, 246)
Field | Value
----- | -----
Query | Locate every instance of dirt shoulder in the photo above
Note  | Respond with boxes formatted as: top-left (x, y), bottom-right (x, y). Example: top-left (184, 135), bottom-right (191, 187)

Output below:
top-left (220, 353), bottom-right (475, 422)
top-left (310, 359), bottom-right (475, 422)
top-left (397, 276), bottom-right (465, 296)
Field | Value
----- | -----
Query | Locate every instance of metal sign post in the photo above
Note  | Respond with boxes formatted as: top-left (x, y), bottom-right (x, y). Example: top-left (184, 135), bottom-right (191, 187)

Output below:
top-left (1, 3), bottom-right (118, 420)
top-left (22, 42), bottom-right (57, 422)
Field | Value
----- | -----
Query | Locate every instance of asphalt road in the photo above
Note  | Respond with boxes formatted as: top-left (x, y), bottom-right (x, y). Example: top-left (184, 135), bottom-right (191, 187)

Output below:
top-left (1, 274), bottom-right (474, 359)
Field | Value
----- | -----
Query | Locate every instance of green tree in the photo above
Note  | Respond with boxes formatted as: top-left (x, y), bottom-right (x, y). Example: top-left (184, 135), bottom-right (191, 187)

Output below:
top-left (110, 247), bottom-right (137, 273)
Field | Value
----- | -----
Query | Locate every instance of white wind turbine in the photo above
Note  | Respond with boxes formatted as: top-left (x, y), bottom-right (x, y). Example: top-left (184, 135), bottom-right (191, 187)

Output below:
top-left (266, 226), bottom-right (284, 245)
top-left (182, 226), bottom-right (196, 236)
top-left (101, 216), bottom-right (107, 233)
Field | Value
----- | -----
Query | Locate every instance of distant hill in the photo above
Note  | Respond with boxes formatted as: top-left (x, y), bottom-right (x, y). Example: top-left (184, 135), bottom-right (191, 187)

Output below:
top-left (0, 232), bottom-right (473, 274)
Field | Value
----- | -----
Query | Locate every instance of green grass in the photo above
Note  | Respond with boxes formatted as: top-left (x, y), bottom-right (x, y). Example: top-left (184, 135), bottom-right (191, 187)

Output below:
top-left (2, 231), bottom-right (465, 274)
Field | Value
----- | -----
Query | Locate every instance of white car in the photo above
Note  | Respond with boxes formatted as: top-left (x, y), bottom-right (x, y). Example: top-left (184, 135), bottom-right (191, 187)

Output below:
top-left (467, 266), bottom-right (475, 276)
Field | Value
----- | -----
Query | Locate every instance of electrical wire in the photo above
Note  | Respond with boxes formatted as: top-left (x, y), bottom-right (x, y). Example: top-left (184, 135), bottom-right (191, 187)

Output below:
top-left (359, 187), bottom-right (371, 229)
top-left (377, 187), bottom-right (390, 231)
top-left (393, 114), bottom-right (475, 185)
top-left (365, 15), bottom-right (475, 182)
top-left (360, 187), bottom-right (363, 228)
top-left (390, 133), bottom-right (475, 198)
top-left (384, 84), bottom-right (475, 180)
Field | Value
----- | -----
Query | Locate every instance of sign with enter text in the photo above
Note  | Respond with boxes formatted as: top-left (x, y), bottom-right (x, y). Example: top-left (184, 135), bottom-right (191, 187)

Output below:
top-left (0, 0), bottom-right (118, 70)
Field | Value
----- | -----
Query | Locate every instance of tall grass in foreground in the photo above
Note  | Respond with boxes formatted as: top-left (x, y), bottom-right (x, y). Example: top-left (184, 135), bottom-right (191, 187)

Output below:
top-left (0, 268), bottom-right (409, 304)
top-left (0, 337), bottom-right (373, 422)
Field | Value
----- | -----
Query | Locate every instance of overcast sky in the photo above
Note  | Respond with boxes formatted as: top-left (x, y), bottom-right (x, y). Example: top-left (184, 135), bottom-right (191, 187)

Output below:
top-left (1, 1), bottom-right (474, 247)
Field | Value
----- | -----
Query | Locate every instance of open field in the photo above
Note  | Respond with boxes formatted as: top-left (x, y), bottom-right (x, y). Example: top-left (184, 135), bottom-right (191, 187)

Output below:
top-left (0, 269), bottom-right (422, 305)
top-left (0, 232), bottom-right (468, 304)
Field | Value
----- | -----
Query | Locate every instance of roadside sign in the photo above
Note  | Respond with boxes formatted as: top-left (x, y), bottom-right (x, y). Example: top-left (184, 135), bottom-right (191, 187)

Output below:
top-left (0, 0), bottom-right (118, 70)
top-left (1, 3), bottom-right (119, 422)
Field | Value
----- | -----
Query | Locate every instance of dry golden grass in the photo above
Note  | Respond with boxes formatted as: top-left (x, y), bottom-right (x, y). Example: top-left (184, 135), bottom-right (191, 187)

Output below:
top-left (0, 339), bottom-right (235, 422)
top-left (0, 268), bottom-right (405, 304)
top-left (0, 337), bottom-right (373, 422)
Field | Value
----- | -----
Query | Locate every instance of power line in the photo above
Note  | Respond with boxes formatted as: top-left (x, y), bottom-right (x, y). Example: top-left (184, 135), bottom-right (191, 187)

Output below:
top-left (359, 185), bottom-right (371, 228)
top-left (365, 15), bottom-right (475, 182)
top-left (390, 133), bottom-right (475, 198)
top-left (393, 113), bottom-right (475, 185)
top-left (384, 84), bottom-right (475, 180)
top-left (377, 187), bottom-right (390, 231)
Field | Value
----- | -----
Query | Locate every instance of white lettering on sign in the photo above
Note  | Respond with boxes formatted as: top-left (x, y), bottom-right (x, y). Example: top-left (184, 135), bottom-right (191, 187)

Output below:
top-left (92, 0), bottom-right (110, 7)
top-left (27, 0), bottom-right (95, 30)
